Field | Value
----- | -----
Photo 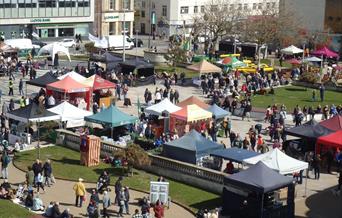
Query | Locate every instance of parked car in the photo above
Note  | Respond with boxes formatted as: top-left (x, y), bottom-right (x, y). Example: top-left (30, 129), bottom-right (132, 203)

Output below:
top-left (32, 40), bottom-right (47, 48)
top-left (59, 39), bottom-right (76, 48)
top-left (132, 38), bottom-right (143, 47)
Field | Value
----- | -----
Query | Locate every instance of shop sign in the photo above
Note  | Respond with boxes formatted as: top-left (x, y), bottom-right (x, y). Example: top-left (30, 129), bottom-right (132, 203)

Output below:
top-left (104, 15), bottom-right (119, 21)
top-left (30, 18), bottom-right (51, 23)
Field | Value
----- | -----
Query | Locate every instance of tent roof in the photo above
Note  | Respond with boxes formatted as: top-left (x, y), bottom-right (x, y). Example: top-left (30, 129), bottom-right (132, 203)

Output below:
top-left (303, 56), bottom-right (323, 62)
top-left (84, 105), bottom-right (137, 128)
top-left (120, 59), bottom-right (154, 69)
top-left (58, 71), bottom-right (86, 81)
top-left (145, 98), bottom-right (181, 116)
top-left (280, 45), bottom-right (303, 55)
top-left (320, 115), bottom-right (342, 131)
top-left (89, 52), bottom-right (123, 63)
top-left (243, 148), bottom-right (308, 175)
top-left (165, 129), bottom-right (223, 155)
top-left (47, 101), bottom-right (93, 122)
top-left (26, 71), bottom-right (58, 88)
top-left (186, 60), bottom-right (222, 73)
top-left (81, 75), bottom-right (116, 90)
top-left (38, 43), bottom-right (71, 62)
top-left (287, 58), bottom-right (301, 65)
top-left (210, 147), bottom-right (260, 163)
top-left (47, 76), bottom-right (91, 93)
top-left (207, 104), bottom-right (230, 119)
top-left (177, 96), bottom-right (209, 109)
top-left (224, 161), bottom-right (294, 193)
top-left (311, 46), bottom-right (339, 58)
top-left (284, 119), bottom-right (334, 140)
top-left (170, 104), bottom-right (212, 122)
top-left (317, 130), bottom-right (342, 150)
top-left (6, 103), bottom-right (60, 123)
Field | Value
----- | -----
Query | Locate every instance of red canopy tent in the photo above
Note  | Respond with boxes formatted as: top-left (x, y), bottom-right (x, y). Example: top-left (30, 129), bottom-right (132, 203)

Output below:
top-left (46, 76), bottom-right (91, 110)
top-left (177, 96), bottom-right (209, 109)
top-left (81, 75), bottom-right (116, 91)
top-left (311, 46), bottom-right (340, 59)
top-left (316, 130), bottom-right (342, 154)
top-left (320, 115), bottom-right (342, 131)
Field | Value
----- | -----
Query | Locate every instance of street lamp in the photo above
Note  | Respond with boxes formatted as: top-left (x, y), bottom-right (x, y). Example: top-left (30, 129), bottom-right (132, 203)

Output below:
top-left (122, 0), bottom-right (127, 62)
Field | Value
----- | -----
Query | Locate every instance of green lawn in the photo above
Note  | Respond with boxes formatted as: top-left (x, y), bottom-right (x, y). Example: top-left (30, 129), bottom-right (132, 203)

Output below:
top-left (251, 85), bottom-right (342, 111)
top-left (14, 146), bottom-right (220, 212)
top-left (0, 199), bottom-right (33, 218)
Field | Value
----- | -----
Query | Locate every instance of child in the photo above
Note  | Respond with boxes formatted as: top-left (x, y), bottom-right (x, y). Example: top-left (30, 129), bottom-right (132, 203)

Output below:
top-left (35, 173), bottom-right (45, 193)
top-left (312, 90), bottom-right (316, 102)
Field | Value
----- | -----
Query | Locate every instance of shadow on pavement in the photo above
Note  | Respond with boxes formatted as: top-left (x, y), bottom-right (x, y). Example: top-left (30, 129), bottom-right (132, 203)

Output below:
top-left (189, 197), bottom-right (221, 211)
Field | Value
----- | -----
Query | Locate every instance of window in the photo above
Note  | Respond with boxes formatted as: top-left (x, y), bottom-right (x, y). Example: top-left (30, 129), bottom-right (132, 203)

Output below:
top-left (201, 5), bottom-right (205, 13)
top-left (142, 1), bottom-right (146, 8)
top-left (18, 3), bottom-right (37, 8)
top-left (194, 6), bottom-right (198, 13)
top-left (123, 0), bottom-right (130, 9)
top-left (180, 6), bottom-right (189, 14)
top-left (78, 1), bottom-right (90, 7)
top-left (244, 4), bottom-right (248, 10)
top-left (211, 5), bottom-right (218, 11)
top-left (109, 22), bottom-right (116, 35)
top-left (162, 5), bottom-right (167, 16)
top-left (238, 4), bottom-right (242, 10)
top-left (109, 0), bottom-right (116, 10)
top-left (253, 3), bottom-right (257, 9)
top-left (141, 10), bottom-right (145, 17)
top-left (39, 0), bottom-right (56, 7)
top-left (152, 2), bottom-right (155, 9)
top-left (266, 3), bottom-right (270, 9)
top-left (229, 4), bottom-right (234, 10)
top-left (272, 2), bottom-right (276, 8)
top-left (258, 3), bottom-right (262, 9)
top-left (59, 1), bottom-right (76, 7)
top-left (1, 4), bottom-right (16, 8)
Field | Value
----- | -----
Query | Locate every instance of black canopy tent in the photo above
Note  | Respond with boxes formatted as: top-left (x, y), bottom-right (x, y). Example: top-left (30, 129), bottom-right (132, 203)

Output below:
top-left (119, 59), bottom-right (155, 86)
top-left (89, 52), bottom-right (122, 71)
top-left (222, 162), bottom-right (295, 218)
top-left (26, 71), bottom-right (58, 88)
top-left (163, 130), bottom-right (224, 164)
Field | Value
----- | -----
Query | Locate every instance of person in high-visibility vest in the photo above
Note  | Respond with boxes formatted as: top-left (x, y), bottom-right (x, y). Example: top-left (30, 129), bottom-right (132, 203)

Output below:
top-left (19, 96), bottom-right (25, 108)
top-left (8, 78), bottom-right (13, 96)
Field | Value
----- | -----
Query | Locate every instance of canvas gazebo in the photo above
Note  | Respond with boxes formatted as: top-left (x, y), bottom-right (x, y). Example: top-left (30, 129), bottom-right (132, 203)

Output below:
top-left (81, 74), bottom-right (116, 91)
top-left (222, 162), bottom-right (295, 218)
top-left (316, 130), bottom-right (342, 154)
top-left (85, 105), bottom-right (138, 138)
top-left (311, 46), bottom-right (339, 59)
top-left (187, 60), bottom-right (222, 75)
top-left (207, 104), bottom-right (230, 120)
top-left (25, 71), bottom-right (58, 88)
top-left (145, 98), bottom-right (181, 116)
top-left (210, 147), bottom-right (260, 164)
top-left (58, 71), bottom-right (86, 81)
top-left (177, 96), bottom-right (209, 110)
top-left (46, 76), bottom-right (92, 110)
top-left (163, 129), bottom-right (224, 164)
top-left (170, 104), bottom-right (212, 137)
top-left (280, 45), bottom-right (303, 55)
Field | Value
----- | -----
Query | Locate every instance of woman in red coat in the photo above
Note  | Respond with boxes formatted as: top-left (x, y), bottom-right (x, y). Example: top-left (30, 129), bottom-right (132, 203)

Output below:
top-left (153, 200), bottom-right (164, 218)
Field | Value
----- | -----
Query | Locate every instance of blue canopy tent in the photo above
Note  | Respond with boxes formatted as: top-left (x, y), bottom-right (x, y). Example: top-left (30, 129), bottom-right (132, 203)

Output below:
top-left (207, 104), bottom-right (230, 119)
top-left (222, 162), bottom-right (295, 218)
top-left (163, 129), bottom-right (224, 164)
top-left (210, 147), bottom-right (260, 163)
top-left (85, 105), bottom-right (138, 138)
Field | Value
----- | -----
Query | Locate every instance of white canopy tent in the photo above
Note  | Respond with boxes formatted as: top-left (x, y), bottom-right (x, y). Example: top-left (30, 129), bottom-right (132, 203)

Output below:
top-left (58, 71), bottom-right (86, 81)
top-left (145, 98), bottom-right (181, 116)
top-left (281, 45), bottom-right (304, 55)
top-left (48, 101), bottom-right (93, 128)
top-left (243, 148), bottom-right (308, 174)
top-left (89, 33), bottom-right (108, 49)
top-left (38, 43), bottom-right (71, 63)
top-left (4, 38), bottom-right (33, 50)
top-left (303, 56), bottom-right (323, 62)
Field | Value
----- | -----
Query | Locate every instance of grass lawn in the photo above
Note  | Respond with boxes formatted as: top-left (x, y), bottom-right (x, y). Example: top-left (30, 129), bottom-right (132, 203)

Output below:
top-left (14, 146), bottom-right (220, 212)
top-left (251, 85), bottom-right (342, 111)
top-left (0, 199), bottom-right (33, 218)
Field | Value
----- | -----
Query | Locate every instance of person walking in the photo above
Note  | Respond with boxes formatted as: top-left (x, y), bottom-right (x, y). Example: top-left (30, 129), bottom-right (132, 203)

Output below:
top-left (73, 178), bottom-right (86, 207)
top-left (114, 176), bottom-right (123, 204)
top-left (19, 96), bottom-right (25, 108)
top-left (312, 155), bottom-right (321, 180)
top-left (1, 149), bottom-right (10, 179)
top-left (174, 90), bottom-right (179, 104)
top-left (19, 78), bottom-right (24, 96)
top-left (124, 186), bottom-right (130, 215)
top-left (118, 188), bottom-right (126, 217)
top-left (153, 200), bottom-right (164, 218)
top-left (43, 159), bottom-right (52, 187)
top-left (32, 159), bottom-right (43, 186)
top-left (8, 78), bottom-right (14, 96)
top-left (102, 191), bottom-right (111, 218)
top-left (35, 172), bottom-right (45, 193)
top-left (319, 84), bottom-right (325, 102)
top-left (26, 166), bottom-right (34, 190)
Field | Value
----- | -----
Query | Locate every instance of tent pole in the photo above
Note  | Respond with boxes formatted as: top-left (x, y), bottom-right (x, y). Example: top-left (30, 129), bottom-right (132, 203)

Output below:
top-left (37, 121), bottom-right (40, 159)
top-left (260, 193), bottom-right (264, 218)
top-left (304, 169), bottom-right (308, 197)
top-left (111, 127), bottom-right (113, 139)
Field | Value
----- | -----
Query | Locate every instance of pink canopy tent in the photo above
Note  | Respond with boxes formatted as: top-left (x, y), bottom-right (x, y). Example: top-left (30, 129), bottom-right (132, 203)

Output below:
top-left (287, 58), bottom-right (301, 65)
top-left (311, 46), bottom-right (339, 59)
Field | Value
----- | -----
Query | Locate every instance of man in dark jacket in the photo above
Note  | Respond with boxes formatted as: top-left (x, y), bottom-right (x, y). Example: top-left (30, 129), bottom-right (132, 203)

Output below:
top-left (114, 176), bottom-right (123, 204)
top-left (32, 159), bottom-right (43, 185)
top-left (43, 159), bottom-right (52, 187)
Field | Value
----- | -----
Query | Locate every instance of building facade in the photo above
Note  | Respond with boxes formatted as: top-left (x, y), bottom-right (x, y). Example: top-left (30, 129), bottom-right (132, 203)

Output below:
top-left (93, 0), bottom-right (134, 37)
top-left (0, 0), bottom-right (94, 39)
top-left (134, 0), bottom-right (279, 37)
top-left (325, 0), bottom-right (342, 34)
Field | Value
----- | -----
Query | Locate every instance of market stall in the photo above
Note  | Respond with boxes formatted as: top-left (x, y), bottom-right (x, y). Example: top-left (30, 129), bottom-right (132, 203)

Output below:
top-left (169, 104), bottom-right (212, 136)
top-left (48, 101), bottom-right (93, 128)
top-left (163, 129), bottom-right (224, 165)
top-left (186, 60), bottom-right (222, 77)
top-left (84, 104), bottom-right (138, 140)
top-left (280, 45), bottom-right (303, 55)
top-left (311, 46), bottom-right (339, 59)
top-left (89, 51), bottom-right (122, 72)
top-left (38, 42), bottom-right (71, 63)
top-left (46, 76), bottom-right (91, 110)
top-left (119, 59), bottom-right (155, 86)
top-left (210, 147), bottom-right (260, 164)
top-left (319, 115), bottom-right (342, 131)
top-left (207, 104), bottom-right (230, 120)
top-left (58, 71), bottom-right (86, 81)
top-left (222, 162), bottom-right (295, 218)
top-left (26, 71), bottom-right (58, 88)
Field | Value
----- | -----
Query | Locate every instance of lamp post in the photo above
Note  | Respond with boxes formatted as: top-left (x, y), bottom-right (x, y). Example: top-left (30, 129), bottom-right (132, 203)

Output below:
top-left (122, 0), bottom-right (126, 62)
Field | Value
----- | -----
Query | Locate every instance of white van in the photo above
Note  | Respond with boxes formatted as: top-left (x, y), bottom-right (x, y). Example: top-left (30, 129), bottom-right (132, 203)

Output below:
top-left (107, 35), bottom-right (134, 50)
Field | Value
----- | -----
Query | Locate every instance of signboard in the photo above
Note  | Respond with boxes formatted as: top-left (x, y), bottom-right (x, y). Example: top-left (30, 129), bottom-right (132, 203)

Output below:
top-left (30, 18), bottom-right (51, 23)
top-left (150, 181), bottom-right (169, 205)
top-left (151, 12), bottom-right (156, 25)
top-left (104, 15), bottom-right (119, 21)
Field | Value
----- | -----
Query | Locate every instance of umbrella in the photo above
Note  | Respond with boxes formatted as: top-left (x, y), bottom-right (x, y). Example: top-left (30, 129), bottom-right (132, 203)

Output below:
top-left (287, 58), bottom-right (301, 65)
top-left (302, 56), bottom-right (323, 62)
